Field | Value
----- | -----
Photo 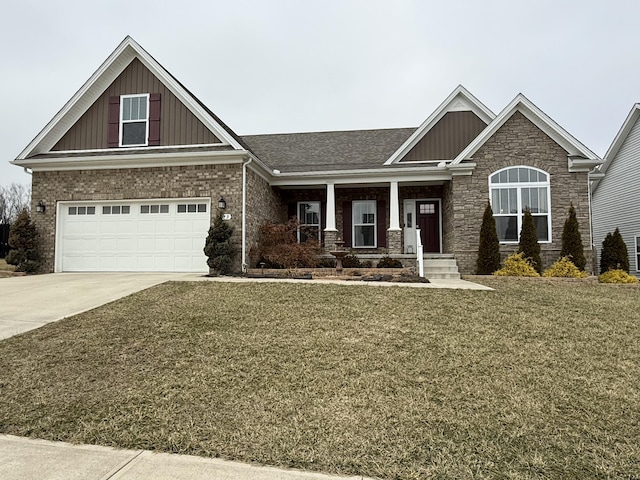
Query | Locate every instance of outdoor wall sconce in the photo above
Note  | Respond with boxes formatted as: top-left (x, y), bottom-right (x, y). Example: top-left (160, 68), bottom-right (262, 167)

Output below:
top-left (36, 200), bottom-right (46, 214)
top-left (218, 197), bottom-right (227, 210)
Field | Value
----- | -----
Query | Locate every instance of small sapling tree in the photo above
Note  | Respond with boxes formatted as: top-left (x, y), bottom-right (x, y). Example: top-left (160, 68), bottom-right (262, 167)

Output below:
top-left (560, 203), bottom-right (586, 271)
top-left (518, 208), bottom-right (542, 274)
top-left (476, 202), bottom-right (501, 274)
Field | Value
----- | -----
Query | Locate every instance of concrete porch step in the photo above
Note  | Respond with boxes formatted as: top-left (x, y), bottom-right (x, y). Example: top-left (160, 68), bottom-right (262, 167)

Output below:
top-left (421, 256), bottom-right (460, 280)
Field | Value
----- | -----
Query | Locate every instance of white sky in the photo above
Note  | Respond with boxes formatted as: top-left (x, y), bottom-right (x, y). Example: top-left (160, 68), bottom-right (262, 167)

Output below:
top-left (2, 0), bottom-right (639, 186)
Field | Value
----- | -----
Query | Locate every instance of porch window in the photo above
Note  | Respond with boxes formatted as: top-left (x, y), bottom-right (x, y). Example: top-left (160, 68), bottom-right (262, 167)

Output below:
top-left (353, 200), bottom-right (376, 247)
top-left (298, 202), bottom-right (321, 242)
top-left (489, 166), bottom-right (551, 242)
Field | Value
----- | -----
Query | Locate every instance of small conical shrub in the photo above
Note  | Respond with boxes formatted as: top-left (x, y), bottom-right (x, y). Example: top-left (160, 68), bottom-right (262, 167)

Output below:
top-left (204, 213), bottom-right (237, 274)
top-left (600, 228), bottom-right (629, 273)
top-left (476, 202), bottom-right (501, 274)
top-left (518, 208), bottom-right (542, 274)
top-left (560, 203), bottom-right (586, 271)
top-left (6, 209), bottom-right (40, 273)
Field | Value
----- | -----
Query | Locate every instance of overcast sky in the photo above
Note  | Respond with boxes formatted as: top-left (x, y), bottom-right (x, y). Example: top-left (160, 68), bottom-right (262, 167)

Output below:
top-left (2, 0), bottom-right (639, 187)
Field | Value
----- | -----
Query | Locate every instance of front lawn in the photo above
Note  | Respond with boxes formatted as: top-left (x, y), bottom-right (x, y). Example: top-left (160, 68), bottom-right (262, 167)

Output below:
top-left (0, 278), bottom-right (638, 479)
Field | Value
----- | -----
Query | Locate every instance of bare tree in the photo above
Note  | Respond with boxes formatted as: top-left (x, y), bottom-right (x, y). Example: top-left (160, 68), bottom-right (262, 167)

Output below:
top-left (0, 183), bottom-right (31, 224)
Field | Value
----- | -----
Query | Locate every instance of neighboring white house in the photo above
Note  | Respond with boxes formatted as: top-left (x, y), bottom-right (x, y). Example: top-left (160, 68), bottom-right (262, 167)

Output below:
top-left (592, 103), bottom-right (640, 278)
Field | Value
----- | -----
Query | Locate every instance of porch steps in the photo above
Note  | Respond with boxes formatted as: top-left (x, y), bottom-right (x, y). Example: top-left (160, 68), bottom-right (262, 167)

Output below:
top-left (421, 254), bottom-right (460, 280)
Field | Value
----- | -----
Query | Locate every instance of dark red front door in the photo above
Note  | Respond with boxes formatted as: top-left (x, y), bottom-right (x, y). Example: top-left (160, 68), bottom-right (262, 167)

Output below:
top-left (416, 201), bottom-right (440, 253)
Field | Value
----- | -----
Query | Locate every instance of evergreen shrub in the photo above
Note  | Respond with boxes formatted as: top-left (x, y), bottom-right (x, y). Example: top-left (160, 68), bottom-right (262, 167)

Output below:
top-left (476, 202), bottom-right (501, 274)
top-left (542, 257), bottom-right (588, 278)
top-left (518, 208), bottom-right (542, 273)
top-left (204, 213), bottom-right (237, 274)
top-left (6, 209), bottom-right (40, 273)
top-left (493, 252), bottom-right (540, 277)
top-left (598, 269), bottom-right (639, 284)
top-left (600, 228), bottom-right (630, 273)
top-left (560, 204), bottom-right (586, 271)
top-left (377, 256), bottom-right (403, 268)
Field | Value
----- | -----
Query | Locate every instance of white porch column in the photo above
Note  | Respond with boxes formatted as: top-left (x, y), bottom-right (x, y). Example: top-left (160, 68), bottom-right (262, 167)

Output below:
top-left (325, 182), bottom-right (337, 231)
top-left (389, 181), bottom-right (401, 230)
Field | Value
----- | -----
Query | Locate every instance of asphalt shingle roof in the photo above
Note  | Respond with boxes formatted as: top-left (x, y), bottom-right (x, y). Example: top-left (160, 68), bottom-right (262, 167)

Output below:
top-left (241, 128), bottom-right (416, 172)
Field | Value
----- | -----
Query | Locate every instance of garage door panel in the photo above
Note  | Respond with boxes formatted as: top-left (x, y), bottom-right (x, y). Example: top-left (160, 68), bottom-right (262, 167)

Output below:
top-left (59, 200), bottom-right (210, 272)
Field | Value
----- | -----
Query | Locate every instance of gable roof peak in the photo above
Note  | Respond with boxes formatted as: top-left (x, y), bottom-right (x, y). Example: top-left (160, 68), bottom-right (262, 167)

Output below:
top-left (384, 85), bottom-right (495, 165)
top-left (16, 36), bottom-right (244, 160)
top-left (451, 92), bottom-right (601, 168)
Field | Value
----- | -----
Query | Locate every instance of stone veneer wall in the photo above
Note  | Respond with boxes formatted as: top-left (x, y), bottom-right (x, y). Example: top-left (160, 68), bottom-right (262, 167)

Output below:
top-left (244, 168), bottom-right (286, 267)
top-left (450, 111), bottom-right (593, 274)
top-left (31, 163), bottom-right (245, 273)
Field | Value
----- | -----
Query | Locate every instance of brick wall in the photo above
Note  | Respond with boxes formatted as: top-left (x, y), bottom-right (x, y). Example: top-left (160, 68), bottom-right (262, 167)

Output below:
top-left (450, 111), bottom-right (593, 274)
top-left (32, 163), bottom-right (245, 273)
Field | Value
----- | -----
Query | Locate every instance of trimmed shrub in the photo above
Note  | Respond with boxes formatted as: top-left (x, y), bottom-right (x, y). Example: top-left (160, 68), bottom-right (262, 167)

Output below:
top-left (377, 256), bottom-right (403, 268)
top-left (518, 208), bottom-right (542, 274)
top-left (341, 253), bottom-right (363, 268)
top-left (598, 269), bottom-right (639, 284)
top-left (476, 202), bottom-right (501, 275)
top-left (542, 257), bottom-right (588, 278)
top-left (254, 219), bottom-right (321, 269)
top-left (6, 209), bottom-right (40, 273)
top-left (493, 252), bottom-right (540, 277)
top-left (204, 213), bottom-right (237, 274)
top-left (600, 228), bottom-right (630, 273)
top-left (560, 204), bottom-right (586, 271)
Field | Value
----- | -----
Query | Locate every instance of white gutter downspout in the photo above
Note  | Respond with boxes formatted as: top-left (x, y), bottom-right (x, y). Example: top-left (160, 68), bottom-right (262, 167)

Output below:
top-left (23, 167), bottom-right (33, 176)
top-left (241, 157), bottom-right (252, 273)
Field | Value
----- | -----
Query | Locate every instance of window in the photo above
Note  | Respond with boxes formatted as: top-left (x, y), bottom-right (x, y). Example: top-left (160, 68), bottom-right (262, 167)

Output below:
top-left (68, 206), bottom-right (95, 215)
top-left (297, 202), bottom-right (321, 242)
top-left (636, 236), bottom-right (640, 272)
top-left (177, 203), bottom-right (207, 213)
top-left (353, 200), bottom-right (376, 247)
top-left (120, 94), bottom-right (149, 147)
top-left (140, 204), bottom-right (169, 214)
top-left (102, 205), bottom-right (131, 215)
top-left (489, 166), bottom-right (551, 242)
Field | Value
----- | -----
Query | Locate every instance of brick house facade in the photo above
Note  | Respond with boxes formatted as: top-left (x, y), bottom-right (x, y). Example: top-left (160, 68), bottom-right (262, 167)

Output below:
top-left (13, 37), bottom-right (602, 275)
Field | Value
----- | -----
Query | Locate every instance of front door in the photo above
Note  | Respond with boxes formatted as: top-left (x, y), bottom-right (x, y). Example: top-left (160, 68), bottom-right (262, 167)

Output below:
top-left (416, 200), bottom-right (440, 253)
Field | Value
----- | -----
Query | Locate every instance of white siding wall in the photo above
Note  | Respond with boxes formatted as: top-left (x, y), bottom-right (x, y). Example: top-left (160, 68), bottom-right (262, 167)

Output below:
top-left (592, 116), bottom-right (640, 277)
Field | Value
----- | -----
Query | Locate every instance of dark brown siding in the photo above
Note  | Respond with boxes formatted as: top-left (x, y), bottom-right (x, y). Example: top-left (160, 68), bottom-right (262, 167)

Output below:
top-left (53, 59), bottom-right (222, 151)
top-left (400, 111), bottom-right (487, 161)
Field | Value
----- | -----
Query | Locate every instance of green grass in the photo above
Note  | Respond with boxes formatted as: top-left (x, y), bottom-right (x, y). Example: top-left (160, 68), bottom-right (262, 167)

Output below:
top-left (0, 278), bottom-right (638, 479)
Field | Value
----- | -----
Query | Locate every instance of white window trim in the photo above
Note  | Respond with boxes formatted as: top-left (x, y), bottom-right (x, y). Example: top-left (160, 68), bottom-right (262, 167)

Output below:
top-left (297, 201), bottom-right (321, 242)
top-left (119, 93), bottom-right (150, 147)
top-left (352, 200), bottom-right (377, 248)
top-left (489, 166), bottom-right (552, 244)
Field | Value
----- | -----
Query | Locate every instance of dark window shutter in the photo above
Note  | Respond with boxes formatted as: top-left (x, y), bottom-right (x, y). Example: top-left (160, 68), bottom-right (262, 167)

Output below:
top-left (342, 201), bottom-right (352, 247)
top-left (148, 93), bottom-right (161, 146)
top-left (377, 200), bottom-right (387, 248)
top-left (107, 96), bottom-right (120, 148)
top-left (288, 202), bottom-right (297, 220)
top-left (320, 201), bottom-right (326, 243)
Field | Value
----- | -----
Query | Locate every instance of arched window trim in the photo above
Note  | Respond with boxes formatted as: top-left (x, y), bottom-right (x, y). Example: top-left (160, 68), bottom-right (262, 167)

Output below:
top-left (488, 166), bottom-right (552, 244)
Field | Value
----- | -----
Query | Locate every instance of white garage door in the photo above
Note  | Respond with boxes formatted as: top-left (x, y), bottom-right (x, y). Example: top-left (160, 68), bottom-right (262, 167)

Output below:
top-left (57, 199), bottom-right (211, 272)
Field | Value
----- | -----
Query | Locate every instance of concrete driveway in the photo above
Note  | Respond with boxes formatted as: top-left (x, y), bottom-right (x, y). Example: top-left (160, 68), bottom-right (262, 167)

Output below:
top-left (0, 272), bottom-right (198, 340)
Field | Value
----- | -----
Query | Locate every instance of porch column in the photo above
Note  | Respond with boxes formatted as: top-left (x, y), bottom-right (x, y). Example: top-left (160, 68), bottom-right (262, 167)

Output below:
top-left (324, 182), bottom-right (338, 253)
top-left (389, 181), bottom-right (400, 230)
top-left (388, 181), bottom-right (402, 254)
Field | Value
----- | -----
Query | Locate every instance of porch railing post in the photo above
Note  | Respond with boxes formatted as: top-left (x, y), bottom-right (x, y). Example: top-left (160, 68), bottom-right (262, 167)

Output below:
top-left (416, 228), bottom-right (424, 277)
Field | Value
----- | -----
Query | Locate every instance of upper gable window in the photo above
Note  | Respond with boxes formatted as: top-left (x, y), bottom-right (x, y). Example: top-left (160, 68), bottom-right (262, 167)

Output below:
top-left (120, 94), bottom-right (149, 147)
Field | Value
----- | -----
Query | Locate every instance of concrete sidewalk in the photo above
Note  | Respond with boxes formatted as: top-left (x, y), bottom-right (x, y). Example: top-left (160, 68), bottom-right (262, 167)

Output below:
top-left (0, 435), bottom-right (371, 480)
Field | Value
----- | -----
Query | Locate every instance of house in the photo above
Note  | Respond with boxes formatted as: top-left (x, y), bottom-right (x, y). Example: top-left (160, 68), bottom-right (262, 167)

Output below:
top-left (13, 37), bottom-right (602, 276)
top-left (591, 104), bottom-right (640, 277)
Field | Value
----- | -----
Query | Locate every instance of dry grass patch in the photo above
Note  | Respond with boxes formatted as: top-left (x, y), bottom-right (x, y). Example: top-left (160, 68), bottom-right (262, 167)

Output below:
top-left (0, 279), bottom-right (638, 479)
top-left (0, 258), bottom-right (16, 277)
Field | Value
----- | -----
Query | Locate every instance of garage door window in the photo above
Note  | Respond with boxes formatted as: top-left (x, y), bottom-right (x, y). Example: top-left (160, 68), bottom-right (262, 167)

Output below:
top-left (177, 203), bottom-right (207, 213)
top-left (68, 206), bottom-right (96, 215)
top-left (141, 204), bottom-right (169, 214)
top-left (103, 206), bottom-right (131, 215)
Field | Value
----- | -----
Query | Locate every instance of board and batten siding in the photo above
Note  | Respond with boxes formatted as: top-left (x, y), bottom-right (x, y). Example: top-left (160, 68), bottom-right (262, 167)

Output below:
top-left (53, 58), bottom-right (222, 151)
top-left (592, 114), bottom-right (640, 276)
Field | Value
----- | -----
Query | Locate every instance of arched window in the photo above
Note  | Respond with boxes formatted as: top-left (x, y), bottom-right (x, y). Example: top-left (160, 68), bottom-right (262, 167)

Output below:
top-left (489, 166), bottom-right (551, 242)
